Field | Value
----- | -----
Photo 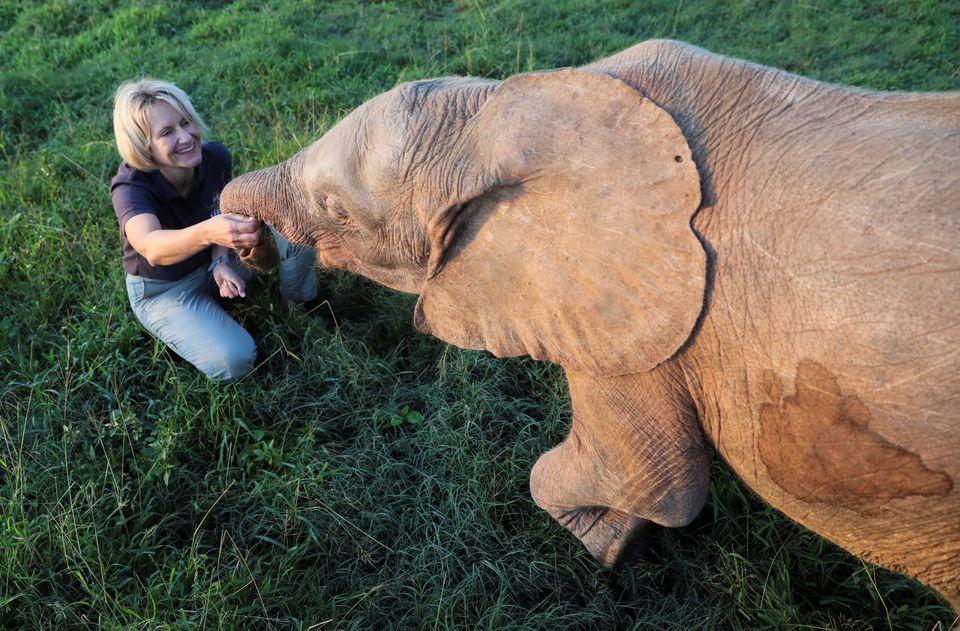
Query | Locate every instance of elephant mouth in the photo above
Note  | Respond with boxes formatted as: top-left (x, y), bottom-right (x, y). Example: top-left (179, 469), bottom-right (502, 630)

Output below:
top-left (316, 245), bottom-right (361, 273)
top-left (547, 505), bottom-right (650, 566)
top-left (314, 245), bottom-right (426, 295)
top-left (236, 223), bottom-right (280, 272)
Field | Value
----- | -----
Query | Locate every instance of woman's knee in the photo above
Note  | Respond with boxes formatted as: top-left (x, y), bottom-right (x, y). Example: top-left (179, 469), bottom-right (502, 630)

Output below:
top-left (200, 334), bottom-right (257, 382)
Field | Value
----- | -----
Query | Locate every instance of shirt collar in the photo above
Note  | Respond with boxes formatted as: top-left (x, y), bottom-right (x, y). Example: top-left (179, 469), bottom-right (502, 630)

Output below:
top-left (149, 169), bottom-right (181, 200)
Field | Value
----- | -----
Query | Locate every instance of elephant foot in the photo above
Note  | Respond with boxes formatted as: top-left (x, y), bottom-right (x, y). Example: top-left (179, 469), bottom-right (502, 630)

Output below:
top-left (529, 367), bottom-right (710, 567)
top-left (545, 503), bottom-right (650, 566)
top-left (531, 442), bottom-right (651, 566)
top-left (941, 590), bottom-right (959, 617)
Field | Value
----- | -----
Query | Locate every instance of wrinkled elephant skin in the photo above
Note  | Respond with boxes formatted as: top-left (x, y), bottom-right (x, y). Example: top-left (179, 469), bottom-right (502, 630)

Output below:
top-left (220, 41), bottom-right (960, 610)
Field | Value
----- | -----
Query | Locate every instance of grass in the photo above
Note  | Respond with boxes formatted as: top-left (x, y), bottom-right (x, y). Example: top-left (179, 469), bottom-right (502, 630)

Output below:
top-left (1, 0), bottom-right (958, 628)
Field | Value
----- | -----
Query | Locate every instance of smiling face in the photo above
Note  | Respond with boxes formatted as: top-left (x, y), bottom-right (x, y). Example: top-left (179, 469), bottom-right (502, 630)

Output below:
top-left (147, 101), bottom-right (202, 172)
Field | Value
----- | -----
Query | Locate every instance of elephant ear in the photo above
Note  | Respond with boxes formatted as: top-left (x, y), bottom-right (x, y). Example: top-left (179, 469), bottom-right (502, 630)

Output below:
top-left (414, 69), bottom-right (705, 376)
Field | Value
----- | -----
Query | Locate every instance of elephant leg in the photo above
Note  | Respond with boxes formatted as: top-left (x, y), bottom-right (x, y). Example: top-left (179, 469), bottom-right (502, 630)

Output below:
top-left (530, 365), bottom-right (710, 566)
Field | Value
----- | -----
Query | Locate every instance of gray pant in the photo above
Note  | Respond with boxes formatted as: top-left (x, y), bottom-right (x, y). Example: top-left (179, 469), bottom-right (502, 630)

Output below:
top-left (125, 232), bottom-right (316, 382)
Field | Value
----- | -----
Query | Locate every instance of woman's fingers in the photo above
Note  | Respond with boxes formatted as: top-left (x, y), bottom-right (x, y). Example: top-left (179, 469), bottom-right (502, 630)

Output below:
top-left (227, 216), bottom-right (260, 248)
top-left (211, 214), bottom-right (261, 248)
top-left (231, 231), bottom-right (260, 248)
top-left (222, 212), bottom-right (257, 224)
top-left (219, 280), bottom-right (236, 298)
top-left (217, 274), bottom-right (246, 299)
top-left (233, 277), bottom-right (246, 298)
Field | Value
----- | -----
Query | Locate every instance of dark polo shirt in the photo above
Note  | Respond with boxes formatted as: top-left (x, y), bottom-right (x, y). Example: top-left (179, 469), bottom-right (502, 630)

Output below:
top-left (111, 141), bottom-right (232, 280)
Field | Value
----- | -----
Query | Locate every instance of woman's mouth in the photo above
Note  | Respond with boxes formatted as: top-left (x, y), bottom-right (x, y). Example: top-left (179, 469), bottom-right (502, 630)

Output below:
top-left (174, 142), bottom-right (196, 156)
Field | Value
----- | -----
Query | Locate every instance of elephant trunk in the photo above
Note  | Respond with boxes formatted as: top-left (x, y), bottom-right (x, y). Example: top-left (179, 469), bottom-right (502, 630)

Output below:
top-left (220, 152), bottom-right (313, 271)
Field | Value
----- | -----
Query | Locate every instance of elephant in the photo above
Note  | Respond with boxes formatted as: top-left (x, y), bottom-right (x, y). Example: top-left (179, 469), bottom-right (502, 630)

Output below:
top-left (219, 40), bottom-right (960, 609)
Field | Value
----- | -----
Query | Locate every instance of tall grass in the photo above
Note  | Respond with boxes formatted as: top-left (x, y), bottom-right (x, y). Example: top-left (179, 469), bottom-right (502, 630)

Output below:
top-left (1, 1), bottom-right (957, 628)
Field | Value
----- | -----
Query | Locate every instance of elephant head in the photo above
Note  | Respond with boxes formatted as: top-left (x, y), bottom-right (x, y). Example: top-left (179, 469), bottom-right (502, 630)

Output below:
top-left (220, 68), bottom-right (711, 564)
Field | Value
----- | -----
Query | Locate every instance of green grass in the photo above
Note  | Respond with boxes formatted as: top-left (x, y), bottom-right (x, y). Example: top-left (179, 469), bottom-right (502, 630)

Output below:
top-left (1, 0), bottom-right (958, 628)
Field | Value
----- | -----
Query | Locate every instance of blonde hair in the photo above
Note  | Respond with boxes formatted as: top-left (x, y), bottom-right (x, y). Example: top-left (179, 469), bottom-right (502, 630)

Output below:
top-left (112, 78), bottom-right (208, 170)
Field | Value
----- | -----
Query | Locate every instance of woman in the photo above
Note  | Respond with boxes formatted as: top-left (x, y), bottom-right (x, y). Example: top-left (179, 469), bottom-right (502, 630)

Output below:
top-left (111, 78), bottom-right (316, 381)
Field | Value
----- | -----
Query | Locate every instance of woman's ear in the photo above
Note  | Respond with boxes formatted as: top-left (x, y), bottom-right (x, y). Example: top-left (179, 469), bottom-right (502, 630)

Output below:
top-left (414, 69), bottom-right (705, 377)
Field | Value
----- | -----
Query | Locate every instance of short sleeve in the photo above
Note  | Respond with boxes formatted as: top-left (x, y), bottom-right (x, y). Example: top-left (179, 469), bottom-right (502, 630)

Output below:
top-left (112, 184), bottom-right (158, 235)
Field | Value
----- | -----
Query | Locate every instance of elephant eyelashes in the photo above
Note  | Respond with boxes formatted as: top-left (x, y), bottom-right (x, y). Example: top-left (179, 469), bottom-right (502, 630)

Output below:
top-left (325, 195), bottom-right (352, 224)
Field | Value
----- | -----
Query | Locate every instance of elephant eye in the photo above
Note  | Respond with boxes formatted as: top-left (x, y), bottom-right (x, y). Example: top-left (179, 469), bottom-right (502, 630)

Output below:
top-left (325, 195), bottom-right (352, 224)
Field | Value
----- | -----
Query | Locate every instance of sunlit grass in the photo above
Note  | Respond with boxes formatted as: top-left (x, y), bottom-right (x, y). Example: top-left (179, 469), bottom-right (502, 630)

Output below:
top-left (1, 0), bottom-right (957, 627)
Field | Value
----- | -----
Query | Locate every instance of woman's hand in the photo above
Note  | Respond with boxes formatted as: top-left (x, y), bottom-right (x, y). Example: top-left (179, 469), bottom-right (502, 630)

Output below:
top-left (205, 214), bottom-right (261, 249)
top-left (212, 262), bottom-right (247, 298)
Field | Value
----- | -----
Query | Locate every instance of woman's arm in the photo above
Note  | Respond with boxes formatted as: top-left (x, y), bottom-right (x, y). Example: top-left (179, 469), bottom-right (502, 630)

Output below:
top-left (125, 212), bottom-right (260, 266)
